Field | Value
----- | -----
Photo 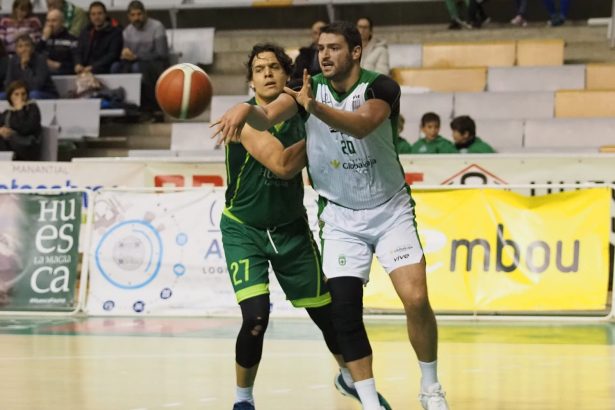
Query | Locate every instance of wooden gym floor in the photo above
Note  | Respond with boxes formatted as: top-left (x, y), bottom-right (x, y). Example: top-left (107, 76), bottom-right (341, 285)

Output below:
top-left (0, 316), bottom-right (613, 410)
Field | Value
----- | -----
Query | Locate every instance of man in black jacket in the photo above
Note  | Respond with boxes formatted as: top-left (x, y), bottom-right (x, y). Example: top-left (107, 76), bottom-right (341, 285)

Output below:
top-left (289, 20), bottom-right (325, 87)
top-left (74, 1), bottom-right (122, 74)
top-left (37, 8), bottom-right (78, 75)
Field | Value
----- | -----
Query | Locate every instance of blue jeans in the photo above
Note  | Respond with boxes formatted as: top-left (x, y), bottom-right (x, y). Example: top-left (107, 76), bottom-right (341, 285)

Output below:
top-left (543, 0), bottom-right (570, 18)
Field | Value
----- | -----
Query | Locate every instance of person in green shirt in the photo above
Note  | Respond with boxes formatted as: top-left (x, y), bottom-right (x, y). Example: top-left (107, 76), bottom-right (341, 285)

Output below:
top-left (411, 112), bottom-right (457, 154)
top-left (395, 114), bottom-right (413, 153)
top-left (223, 43), bottom-right (366, 410)
top-left (450, 115), bottom-right (496, 153)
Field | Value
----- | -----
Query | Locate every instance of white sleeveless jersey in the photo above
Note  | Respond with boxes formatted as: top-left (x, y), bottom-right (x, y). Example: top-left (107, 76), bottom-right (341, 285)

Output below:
top-left (304, 70), bottom-right (405, 209)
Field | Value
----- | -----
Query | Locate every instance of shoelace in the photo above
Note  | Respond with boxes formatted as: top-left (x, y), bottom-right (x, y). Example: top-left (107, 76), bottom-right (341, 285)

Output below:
top-left (419, 390), bottom-right (447, 401)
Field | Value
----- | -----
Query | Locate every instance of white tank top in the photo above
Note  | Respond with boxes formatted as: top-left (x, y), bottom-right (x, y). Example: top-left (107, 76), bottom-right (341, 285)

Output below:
top-left (304, 70), bottom-right (405, 209)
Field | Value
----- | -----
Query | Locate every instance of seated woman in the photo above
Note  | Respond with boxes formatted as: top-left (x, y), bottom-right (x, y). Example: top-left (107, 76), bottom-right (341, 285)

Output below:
top-left (0, 80), bottom-right (42, 161)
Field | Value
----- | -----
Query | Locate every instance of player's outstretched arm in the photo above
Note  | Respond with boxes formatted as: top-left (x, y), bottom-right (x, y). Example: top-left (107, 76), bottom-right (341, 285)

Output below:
top-left (309, 98), bottom-right (390, 139)
top-left (241, 125), bottom-right (306, 180)
top-left (212, 94), bottom-right (298, 145)
top-left (284, 69), bottom-right (394, 139)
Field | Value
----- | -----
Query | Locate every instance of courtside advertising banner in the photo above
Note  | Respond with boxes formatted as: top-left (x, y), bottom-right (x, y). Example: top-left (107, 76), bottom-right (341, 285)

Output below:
top-left (364, 188), bottom-right (611, 312)
top-left (0, 162), bottom-right (146, 197)
top-left (86, 189), bottom-right (307, 316)
top-left (0, 192), bottom-right (82, 311)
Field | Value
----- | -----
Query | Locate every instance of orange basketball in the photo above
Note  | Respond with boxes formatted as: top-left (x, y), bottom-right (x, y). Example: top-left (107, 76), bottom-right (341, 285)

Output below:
top-left (155, 63), bottom-right (213, 119)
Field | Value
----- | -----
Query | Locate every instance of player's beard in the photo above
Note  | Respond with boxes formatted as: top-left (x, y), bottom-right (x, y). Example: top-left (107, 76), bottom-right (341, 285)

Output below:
top-left (322, 55), bottom-right (353, 82)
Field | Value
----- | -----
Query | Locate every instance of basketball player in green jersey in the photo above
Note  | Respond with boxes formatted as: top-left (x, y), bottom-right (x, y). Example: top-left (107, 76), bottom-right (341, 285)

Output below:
top-left (222, 43), bottom-right (388, 410)
top-left (214, 23), bottom-right (449, 410)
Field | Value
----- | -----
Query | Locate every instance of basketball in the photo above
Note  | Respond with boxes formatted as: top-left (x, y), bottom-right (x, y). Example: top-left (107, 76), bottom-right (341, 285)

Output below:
top-left (155, 63), bottom-right (213, 119)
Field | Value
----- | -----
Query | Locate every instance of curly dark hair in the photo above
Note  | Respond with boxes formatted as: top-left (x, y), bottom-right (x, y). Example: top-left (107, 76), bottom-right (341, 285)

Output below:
top-left (245, 43), bottom-right (292, 81)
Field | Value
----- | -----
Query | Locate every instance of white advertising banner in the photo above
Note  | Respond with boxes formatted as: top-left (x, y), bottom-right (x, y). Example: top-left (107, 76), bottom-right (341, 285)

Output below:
top-left (397, 154), bottom-right (615, 193)
top-left (0, 162), bottom-right (146, 202)
top-left (85, 188), bottom-right (319, 316)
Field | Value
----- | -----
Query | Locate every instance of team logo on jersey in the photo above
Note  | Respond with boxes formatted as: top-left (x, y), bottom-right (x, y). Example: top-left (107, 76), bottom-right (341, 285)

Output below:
top-left (330, 159), bottom-right (341, 169)
top-left (338, 255), bottom-right (346, 266)
top-left (342, 157), bottom-right (377, 170)
top-left (322, 93), bottom-right (333, 106)
top-left (352, 94), bottom-right (361, 111)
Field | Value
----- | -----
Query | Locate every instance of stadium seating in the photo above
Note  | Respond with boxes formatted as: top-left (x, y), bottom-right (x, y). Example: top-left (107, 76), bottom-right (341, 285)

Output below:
top-left (399, 92), bottom-right (453, 122)
top-left (422, 41), bottom-right (516, 68)
top-left (524, 118), bottom-right (615, 149)
top-left (0, 151), bottom-right (13, 161)
top-left (171, 122), bottom-right (224, 159)
top-left (209, 95), bottom-right (251, 123)
top-left (52, 74), bottom-right (142, 107)
top-left (0, 99), bottom-right (99, 139)
top-left (41, 126), bottom-right (59, 161)
top-left (516, 39), bottom-right (565, 66)
top-left (487, 65), bottom-right (585, 92)
top-left (167, 28), bottom-right (215, 66)
top-left (453, 91), bottom-right (554, 120)
top-left (585, 64), bottom-right (615, 89)
top-left (555, 90), bottom-right (615, 117)
top-left (388, 44), bottom-right (422, 69)
top-left (391, 67), bottom-right (487, 92)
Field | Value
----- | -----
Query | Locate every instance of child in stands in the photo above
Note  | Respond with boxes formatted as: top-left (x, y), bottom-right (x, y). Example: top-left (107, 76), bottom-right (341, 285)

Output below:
top-left (411, 112), bottom-right (457, 154)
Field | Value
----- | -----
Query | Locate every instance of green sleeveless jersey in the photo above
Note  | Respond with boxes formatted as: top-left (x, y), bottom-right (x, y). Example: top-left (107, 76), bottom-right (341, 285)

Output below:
top-left (224, 98), bottom-right (306, 229)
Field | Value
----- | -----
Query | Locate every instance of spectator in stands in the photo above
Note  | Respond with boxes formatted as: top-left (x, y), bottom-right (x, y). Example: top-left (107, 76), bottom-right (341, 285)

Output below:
top-left (290, 20), bottom-right (325, 85)
top-left (450, 115), bottom-right (495, 153)
top-left (511, 0), bottom-right (528, 26)
top-left (47, 0), bottom-right (87, 37)
top-left (37, 9), bottom-right (77, 75)
top-left (543, 0), bottom-right (569, 27)
top-left (411, 112), bottom-right (457, 154)
top-left (468, 0), bottom-right (490, 28)
top-left (74, 1), bottom-right (122, 74)
top-left (395, 114), bottom-right (412, 154)
top-left (0, 42), bottom-right (8, 88)
top-left (0, 80), bottom-right (42, 161)
top-left (0, 0), bottom-right (42, 54)
top-left (356, 17), bottom-right (389, 75)
top-left (445, 0), bottom-right (471, 29)
top-left (112, 1), bottom-right (168, 115)
top-left (5, 34), bottom-right (58, 99)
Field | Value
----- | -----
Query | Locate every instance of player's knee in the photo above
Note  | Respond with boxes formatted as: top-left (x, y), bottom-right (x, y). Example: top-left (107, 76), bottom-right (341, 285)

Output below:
top-left (331, 300), bottom-right (363, 334)
top-left (242, 313), bottom-right (269, 338)
top-left (401, 288), bottom-right (430, 313)
top-left (331, 300), bottom-right (372, 361)
top-left (236, 312), bottom-right (269, 368)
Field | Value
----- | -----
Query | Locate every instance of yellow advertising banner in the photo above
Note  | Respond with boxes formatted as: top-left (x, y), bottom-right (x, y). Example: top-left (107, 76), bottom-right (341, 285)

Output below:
top-left (365, 188), bottom-right (612, 312)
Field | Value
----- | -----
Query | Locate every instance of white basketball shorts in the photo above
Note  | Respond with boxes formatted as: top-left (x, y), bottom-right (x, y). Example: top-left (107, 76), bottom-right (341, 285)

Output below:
top-left (318, 187), bottom-right (424, 283)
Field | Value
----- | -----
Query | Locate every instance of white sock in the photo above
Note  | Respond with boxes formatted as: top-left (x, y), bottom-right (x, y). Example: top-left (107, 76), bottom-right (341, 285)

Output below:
top-left (235, 386), bottom-right (254, 404)
top-left (418, 360), bottom-right (439, 391)
top-left (354, 378), bottom-right (380, 410)
top-left (340, 367), bottom-right (354, 387)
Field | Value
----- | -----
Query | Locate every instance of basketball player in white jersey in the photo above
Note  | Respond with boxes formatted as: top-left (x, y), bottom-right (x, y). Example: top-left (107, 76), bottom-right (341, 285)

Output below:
top-left (213, 21), bottom-right (449, 410)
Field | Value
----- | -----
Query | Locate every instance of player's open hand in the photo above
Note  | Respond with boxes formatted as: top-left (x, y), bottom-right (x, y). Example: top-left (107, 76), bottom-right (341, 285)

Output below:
top-left (211, 102), bottom-right (252, 145)
top-left (284, 69), bottom-right (314, 113)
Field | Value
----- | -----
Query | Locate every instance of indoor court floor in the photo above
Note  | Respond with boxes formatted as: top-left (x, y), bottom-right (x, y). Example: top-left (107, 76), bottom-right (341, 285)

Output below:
top-left (0, 316), bottom-right (613, 410)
